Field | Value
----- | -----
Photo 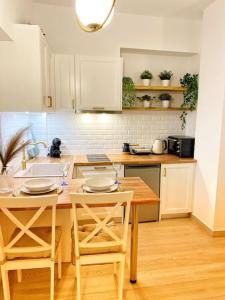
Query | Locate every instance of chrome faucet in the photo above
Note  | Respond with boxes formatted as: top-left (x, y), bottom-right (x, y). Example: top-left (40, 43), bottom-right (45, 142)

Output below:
top-left (22, 141), bottom-right (48, 170)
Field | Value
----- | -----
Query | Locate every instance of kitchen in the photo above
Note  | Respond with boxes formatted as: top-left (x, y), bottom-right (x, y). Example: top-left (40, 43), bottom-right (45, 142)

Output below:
top-left (0, 0), bottom-right (225, 299)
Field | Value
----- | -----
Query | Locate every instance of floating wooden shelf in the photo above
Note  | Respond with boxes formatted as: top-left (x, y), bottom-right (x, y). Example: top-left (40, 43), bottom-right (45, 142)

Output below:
top-left (135, 85), bottom-right (187, 92)
top-left (123, 107), bottom-right (191, 112)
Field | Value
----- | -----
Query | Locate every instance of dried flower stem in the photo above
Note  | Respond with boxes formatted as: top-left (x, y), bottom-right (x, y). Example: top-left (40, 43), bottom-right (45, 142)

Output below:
top-left (0, 127), bottom-right (31, 175)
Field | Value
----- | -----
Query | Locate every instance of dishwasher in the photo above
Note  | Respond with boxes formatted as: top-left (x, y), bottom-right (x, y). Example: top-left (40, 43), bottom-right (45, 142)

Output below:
top-left (125, 165), bottom-right (161, 222)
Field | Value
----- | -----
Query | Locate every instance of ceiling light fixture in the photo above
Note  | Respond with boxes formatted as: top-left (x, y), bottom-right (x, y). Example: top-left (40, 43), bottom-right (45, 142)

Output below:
top-left (75, 0), bottom-right (116, 33)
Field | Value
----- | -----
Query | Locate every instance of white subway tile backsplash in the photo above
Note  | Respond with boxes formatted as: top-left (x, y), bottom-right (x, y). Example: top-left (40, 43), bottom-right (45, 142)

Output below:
top-left (0, 111), bottom-right (196, 156)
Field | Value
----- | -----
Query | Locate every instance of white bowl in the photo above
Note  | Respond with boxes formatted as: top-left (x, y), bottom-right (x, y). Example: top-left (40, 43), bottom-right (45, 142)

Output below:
top-left (24, 178), bottom-right (54, 192)
top-left (85, 177), bottom-right (115, 191)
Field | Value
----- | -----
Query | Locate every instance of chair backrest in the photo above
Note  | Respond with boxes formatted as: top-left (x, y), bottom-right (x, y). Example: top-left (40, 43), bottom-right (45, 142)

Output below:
top-left (0, 195), bottom-right (58, 262)
top-left (70, 191), bottom-right (133, 258)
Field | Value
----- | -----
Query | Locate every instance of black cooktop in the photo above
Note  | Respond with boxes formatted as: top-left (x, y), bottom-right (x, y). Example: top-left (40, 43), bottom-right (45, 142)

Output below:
top-left (87, 154), bottom-right (110, 162)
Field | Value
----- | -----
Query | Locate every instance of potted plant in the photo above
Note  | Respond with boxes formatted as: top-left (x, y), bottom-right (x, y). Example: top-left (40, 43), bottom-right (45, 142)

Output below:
top-left (159, 93), bottom-right (172, 108)
top-left (141, 95), bottom-right (152, 108)
top-left (180, 73), bottom-right (199, 130)
top-left (158, 70), bottom-right (173, 86)
top-left (140, 70), bottom-right (153, 86)
top-left (122, 77), bottom-right (136, 108)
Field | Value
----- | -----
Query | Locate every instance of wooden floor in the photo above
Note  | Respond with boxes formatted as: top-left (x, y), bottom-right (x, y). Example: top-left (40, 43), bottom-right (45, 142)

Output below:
top-left (2, 218), bottom-right (225, 300)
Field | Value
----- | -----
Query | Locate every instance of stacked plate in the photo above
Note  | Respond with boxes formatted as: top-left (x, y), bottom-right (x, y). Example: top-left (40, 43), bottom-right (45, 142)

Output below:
top-left (21, 178), bottom-right (58, 195)
top-left (83, 177), bottom-right (118, 193)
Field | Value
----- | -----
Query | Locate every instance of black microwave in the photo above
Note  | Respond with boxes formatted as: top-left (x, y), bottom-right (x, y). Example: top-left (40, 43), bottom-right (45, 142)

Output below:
top-left (168, 136), bottom-right (195, 158)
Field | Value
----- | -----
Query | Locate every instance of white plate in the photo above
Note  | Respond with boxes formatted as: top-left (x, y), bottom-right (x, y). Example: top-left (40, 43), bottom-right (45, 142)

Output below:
top-left (83, 184), bottom-right (119, 193)
top-left (21, 184), bottom-right (59, 195)
top-left (24, 178), bottom-right (54, 192)
top-left (85, 177), bottom-right (115, 191)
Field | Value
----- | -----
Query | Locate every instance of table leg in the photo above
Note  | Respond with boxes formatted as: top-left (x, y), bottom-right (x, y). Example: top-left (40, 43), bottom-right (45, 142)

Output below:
top-left (130, 205), bottom-right (138, 284)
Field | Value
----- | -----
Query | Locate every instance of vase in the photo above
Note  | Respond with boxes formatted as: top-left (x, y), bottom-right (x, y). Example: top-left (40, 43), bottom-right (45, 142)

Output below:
top-left (161, 80), bottom-right (170, 86)
top-left (0, 166), bottom-right (14, 194)
top-left (142, 79), bottom-right (151, 86)
top-left (161, 100), bottom-right (170, 108)
top-left (144, 101), bottom-right (150, 108)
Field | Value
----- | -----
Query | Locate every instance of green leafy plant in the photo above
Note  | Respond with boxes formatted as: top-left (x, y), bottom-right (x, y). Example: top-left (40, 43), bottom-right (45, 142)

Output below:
top-left (140, 70), bottom-right (153, 80)
top-left (159, 70), bottom-right (173, 80)
top-left (141, 95), bottom-right (152, 101)
top-left (180, 73), bottom-right (199, 130)
top-left (159, 93), bottom-right (172, 101)
top-left (122, 77), bottom-right (136, 107)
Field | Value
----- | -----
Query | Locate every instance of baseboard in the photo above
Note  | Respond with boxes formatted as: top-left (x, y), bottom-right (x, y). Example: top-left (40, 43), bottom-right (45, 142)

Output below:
top-left (161, 213), bottom-right (191, 220)
top-left (191, 214), bottom-right (213, 235)
top-left (191, 215), bottom-right (225, 237)
top-left (211, 231), bottom-right (225, 237)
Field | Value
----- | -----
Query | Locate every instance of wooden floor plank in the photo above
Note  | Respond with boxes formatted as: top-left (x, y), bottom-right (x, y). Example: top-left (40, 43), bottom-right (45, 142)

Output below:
top-left (1, 218), bottom-right (225, 299)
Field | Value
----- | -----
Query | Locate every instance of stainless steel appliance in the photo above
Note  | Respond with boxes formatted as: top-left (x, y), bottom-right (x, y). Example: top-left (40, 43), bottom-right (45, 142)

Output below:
top-left (151, 139), bottom-right (167, 155)
top-left (168, 135), bottom-right (195, 158)
top-left (125, 165), bottom-right (160, 222)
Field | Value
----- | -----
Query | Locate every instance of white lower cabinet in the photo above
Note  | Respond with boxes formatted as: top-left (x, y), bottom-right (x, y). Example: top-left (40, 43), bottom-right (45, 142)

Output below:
top-left (160, 163), bottom-right (195, 215)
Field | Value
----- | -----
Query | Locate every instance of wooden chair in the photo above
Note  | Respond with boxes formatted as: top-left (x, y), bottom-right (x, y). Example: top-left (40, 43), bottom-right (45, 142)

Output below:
top-left (70, 191), bottom-right (133, 300)
top-left (0, 195), bottom-right (62, 300)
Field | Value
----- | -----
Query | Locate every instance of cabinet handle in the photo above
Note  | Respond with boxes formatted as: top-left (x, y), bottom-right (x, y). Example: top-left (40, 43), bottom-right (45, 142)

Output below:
top-left (92, 107), bottom-right (105, 110)
top-left (94, 166), bottom-right (107, 170)
top-left (47, 96), bottom-right (53, 108)
top-left (163, 168), bottom-right (167, 177)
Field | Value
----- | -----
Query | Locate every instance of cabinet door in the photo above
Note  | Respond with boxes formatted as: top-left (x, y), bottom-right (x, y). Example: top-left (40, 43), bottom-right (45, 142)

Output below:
top-left (41, 41), bottom-right (54, 110)
top-left (76, 55), bottom-right (122, 111)
top-left (160, 163), bottom-right (195, 215)
top-left (53, 54), bottom-right (75, 111)
top-left (0, 25), bottom-right (44, 112)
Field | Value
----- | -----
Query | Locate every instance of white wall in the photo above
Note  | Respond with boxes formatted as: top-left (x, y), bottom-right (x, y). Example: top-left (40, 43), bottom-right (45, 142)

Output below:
top-left (121, 49), bottom-right (199, 112)
top-left (30, 3), bottom-right (201, 137)
top-left (193, 0), bottom-right (225, 230)
top-left (0, 0), bottom-right (32, 40)
top-left (1, 111), bottom-right (183, 156)
top-left (32, 3), bottom-right (201, 55)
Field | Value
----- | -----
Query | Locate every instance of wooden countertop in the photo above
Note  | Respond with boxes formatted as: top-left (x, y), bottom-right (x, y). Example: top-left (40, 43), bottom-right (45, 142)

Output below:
top-left (74, 153), bottom-right (197, 166)
top-left (10, 156), bottom-right (159, 209)
top-left (9, 152), bottom-right (196, 209)
top-left (11, 177), bottom-right (159, 210)
top-left (57, 177), bottom-right (159, 208)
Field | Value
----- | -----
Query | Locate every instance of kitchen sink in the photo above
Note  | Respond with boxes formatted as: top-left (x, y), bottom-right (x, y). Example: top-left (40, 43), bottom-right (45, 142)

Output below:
top-left (14, 163), bottom-right (70, 178)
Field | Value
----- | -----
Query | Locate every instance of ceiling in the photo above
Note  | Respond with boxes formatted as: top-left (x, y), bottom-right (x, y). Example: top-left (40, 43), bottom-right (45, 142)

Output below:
top-left (33, 0), bottom-right (215, 20)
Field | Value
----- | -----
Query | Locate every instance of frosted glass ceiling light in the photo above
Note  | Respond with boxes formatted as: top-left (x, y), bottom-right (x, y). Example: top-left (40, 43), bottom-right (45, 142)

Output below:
top-left (75, 0), bottom-right (116, 32)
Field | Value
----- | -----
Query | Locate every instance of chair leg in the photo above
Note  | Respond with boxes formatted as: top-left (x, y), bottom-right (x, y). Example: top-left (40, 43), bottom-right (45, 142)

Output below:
top-left (50, 262), bottom-right (55, 300)
top-left (118, 257), bottom-right (125, 300)
top-left (17, 270), bottom-right (22, 283)
top-left (57, 242), bottom-right (62, 280)
top-left (75, 260), bottom-right (81, 300)
top-left (1, 266), bottom-right (10, 300)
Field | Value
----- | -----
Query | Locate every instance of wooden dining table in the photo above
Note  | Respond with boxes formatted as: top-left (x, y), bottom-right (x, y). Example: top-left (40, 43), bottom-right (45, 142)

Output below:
top-left (10, 176), bottom-right (160, 283)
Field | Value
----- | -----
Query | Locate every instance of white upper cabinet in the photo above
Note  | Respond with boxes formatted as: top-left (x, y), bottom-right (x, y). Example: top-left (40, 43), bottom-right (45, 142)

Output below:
top-left (0, 24), bottom-right (53, 112)
top-left (53, 54), bottom-right (75, 111)
top-left (76, 55), bottom-right (123, 111)
top-left (160, 163), bottom-right (195, 215)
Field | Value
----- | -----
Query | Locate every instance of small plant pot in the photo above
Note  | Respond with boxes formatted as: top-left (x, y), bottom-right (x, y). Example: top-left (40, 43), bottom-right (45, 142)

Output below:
top-left (161, 79), bottom-right (170, 87)
top-left (142, 79), bottom-right (151, 86)
top-left (161, 100), bottom-right (170, 108)
top-left (143, 101), bottom-right (151, 108)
